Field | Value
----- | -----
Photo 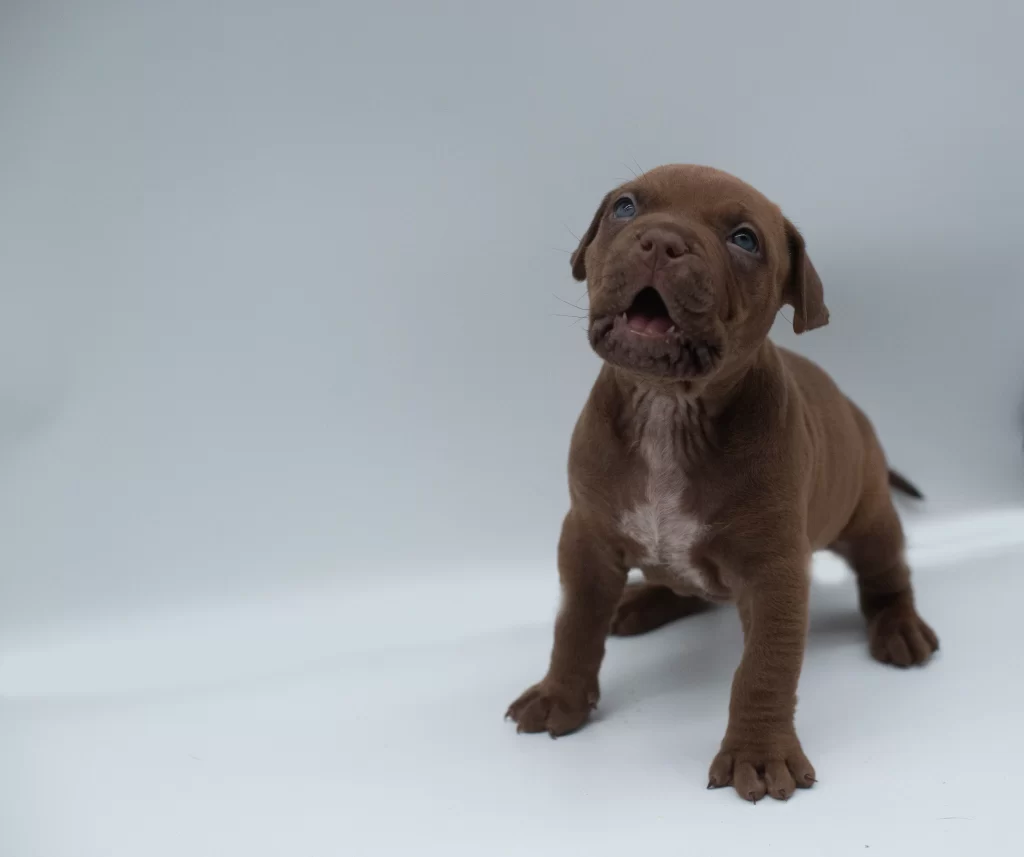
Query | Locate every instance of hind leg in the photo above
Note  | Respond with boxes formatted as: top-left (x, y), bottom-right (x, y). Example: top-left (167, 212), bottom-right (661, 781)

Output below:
top-left (835, 489), bottom-right (939, 667)
top-left (610, 582), bottom-right (711, 636)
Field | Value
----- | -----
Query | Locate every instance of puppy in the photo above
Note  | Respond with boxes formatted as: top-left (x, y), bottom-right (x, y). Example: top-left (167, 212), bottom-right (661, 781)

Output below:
top-left (506, 165), bottom-right (938, 802)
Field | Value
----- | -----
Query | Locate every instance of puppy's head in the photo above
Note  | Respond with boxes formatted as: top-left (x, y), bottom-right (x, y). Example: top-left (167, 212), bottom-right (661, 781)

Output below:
top-left (573, 165), bottom-right (828, 387)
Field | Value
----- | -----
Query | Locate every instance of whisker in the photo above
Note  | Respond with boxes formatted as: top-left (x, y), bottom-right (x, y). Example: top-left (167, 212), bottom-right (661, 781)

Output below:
top-left (553, 294), bottom-right (588, 311)
top-left (564, 224), bottom-right (580, 243)
top-left (621, 161), bottom-right (639, 180)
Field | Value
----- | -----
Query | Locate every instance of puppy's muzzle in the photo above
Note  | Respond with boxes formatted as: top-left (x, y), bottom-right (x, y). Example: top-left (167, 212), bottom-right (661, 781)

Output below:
top-left (634, 226), bottom-right (715, 315)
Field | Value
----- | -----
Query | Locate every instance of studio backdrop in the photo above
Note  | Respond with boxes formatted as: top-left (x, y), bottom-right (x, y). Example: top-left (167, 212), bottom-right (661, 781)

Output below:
top-left (2, 0), bottom-right (1022, 639)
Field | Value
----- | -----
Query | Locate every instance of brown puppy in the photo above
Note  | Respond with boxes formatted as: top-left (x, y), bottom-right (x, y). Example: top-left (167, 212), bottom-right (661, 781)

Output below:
top-left (506, 165), bottom-right (938, 802)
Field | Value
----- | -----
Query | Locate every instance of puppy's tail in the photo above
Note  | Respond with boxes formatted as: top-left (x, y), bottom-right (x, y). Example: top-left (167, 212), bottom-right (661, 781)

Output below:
top-left (888, 468), bottom-right (924, 500)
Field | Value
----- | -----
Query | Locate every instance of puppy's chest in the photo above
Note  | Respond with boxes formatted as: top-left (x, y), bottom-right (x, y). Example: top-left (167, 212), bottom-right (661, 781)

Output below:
top-left (618, 398), bottom-right (708, 590)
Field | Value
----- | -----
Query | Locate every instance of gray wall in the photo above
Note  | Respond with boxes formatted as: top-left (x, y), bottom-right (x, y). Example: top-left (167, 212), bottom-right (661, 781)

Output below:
top-left (2, 0), bottom-right (1022, 634)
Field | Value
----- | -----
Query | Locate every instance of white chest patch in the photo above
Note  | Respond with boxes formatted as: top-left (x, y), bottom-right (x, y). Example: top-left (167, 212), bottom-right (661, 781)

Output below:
top-left (618, 394), bottom-right (707, 590)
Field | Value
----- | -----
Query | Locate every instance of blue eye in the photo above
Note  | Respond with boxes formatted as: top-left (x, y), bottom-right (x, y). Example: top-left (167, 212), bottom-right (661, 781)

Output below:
top-left (728, 227), bottom-right (759, 253)
top-left (612, 196), bottom-right (637, 219)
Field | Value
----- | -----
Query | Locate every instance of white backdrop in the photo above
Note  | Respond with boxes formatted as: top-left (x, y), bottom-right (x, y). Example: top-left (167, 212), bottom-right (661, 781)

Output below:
top-left (2, 0), bottom-right (1022, 637)
top-left (6, 4), bottom-right (1024, 857)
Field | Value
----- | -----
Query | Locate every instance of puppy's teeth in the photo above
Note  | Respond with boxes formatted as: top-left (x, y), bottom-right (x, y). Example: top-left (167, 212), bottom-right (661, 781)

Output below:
top-left (668, 325), bottom-right (677, 333)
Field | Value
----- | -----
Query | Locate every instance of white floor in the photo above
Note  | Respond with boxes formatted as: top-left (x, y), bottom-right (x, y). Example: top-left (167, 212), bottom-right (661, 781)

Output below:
top-left (2, 509), bottom-right (1023, 857)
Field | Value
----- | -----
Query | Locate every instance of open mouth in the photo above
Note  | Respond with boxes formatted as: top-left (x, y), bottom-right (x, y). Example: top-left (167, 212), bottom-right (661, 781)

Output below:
top-left (625, 287), bottom-right (675, 337)
top-left (588, 287), bottom-right (722, 379)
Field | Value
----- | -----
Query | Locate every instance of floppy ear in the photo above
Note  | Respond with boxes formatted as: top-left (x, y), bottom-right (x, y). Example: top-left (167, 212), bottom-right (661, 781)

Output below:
top-left (570, 192), bottom-right (612, 282)
top-left (782, 219), bottom-right (829, 334)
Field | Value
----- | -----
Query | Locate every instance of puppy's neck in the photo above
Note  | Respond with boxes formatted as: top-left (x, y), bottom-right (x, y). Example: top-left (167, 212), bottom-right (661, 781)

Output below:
top-left (612, 361), bottom-right (749, 423)
top-left (613, 375), bottom-right (714, 467)
top-left (611, 341), bottom-right (779, 449)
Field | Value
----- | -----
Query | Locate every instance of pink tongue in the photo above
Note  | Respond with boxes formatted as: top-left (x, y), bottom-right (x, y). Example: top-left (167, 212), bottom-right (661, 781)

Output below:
top-left (627, 313), bottom-right (673, 335)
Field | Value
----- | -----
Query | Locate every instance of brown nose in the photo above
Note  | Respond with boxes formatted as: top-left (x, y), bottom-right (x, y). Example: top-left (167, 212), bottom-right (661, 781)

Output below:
top-left (637, 227), bottom-right (688, 266)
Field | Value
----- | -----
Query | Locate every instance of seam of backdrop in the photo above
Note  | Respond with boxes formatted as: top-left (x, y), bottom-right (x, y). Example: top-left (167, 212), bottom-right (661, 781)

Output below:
top-left (0, 505), bottom-right (1021, 699)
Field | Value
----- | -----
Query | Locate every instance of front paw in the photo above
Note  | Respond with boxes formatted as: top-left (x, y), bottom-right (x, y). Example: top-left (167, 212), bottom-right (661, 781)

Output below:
top-left (868, 604), bottom-right (939, 667)
top-left (708, 733), bottom-right (816, 802)
top-left (505, 678), bottom-right (598, 737)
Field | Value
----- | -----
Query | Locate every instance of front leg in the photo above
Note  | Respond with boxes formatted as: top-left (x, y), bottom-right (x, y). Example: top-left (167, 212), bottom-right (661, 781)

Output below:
top-left (506, 511), bottom-right (627, 737)
top-left (709, 552), bottom-right (816, 801)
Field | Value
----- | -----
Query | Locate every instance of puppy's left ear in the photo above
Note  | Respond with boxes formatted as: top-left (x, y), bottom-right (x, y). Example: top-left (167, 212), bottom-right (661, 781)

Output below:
top-left (782, 219), bottom-right (829, 334)
top-left (570, 192), bottom-right (611, 282)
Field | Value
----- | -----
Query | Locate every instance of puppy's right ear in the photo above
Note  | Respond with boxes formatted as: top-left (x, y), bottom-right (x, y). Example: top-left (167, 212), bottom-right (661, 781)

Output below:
top-left (570, 193), bottom-right (611, 282)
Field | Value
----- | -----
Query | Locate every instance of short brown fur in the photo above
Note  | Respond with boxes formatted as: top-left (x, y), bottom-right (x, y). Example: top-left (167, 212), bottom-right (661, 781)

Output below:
top-left (506, 165), bottom-right (938, 802)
